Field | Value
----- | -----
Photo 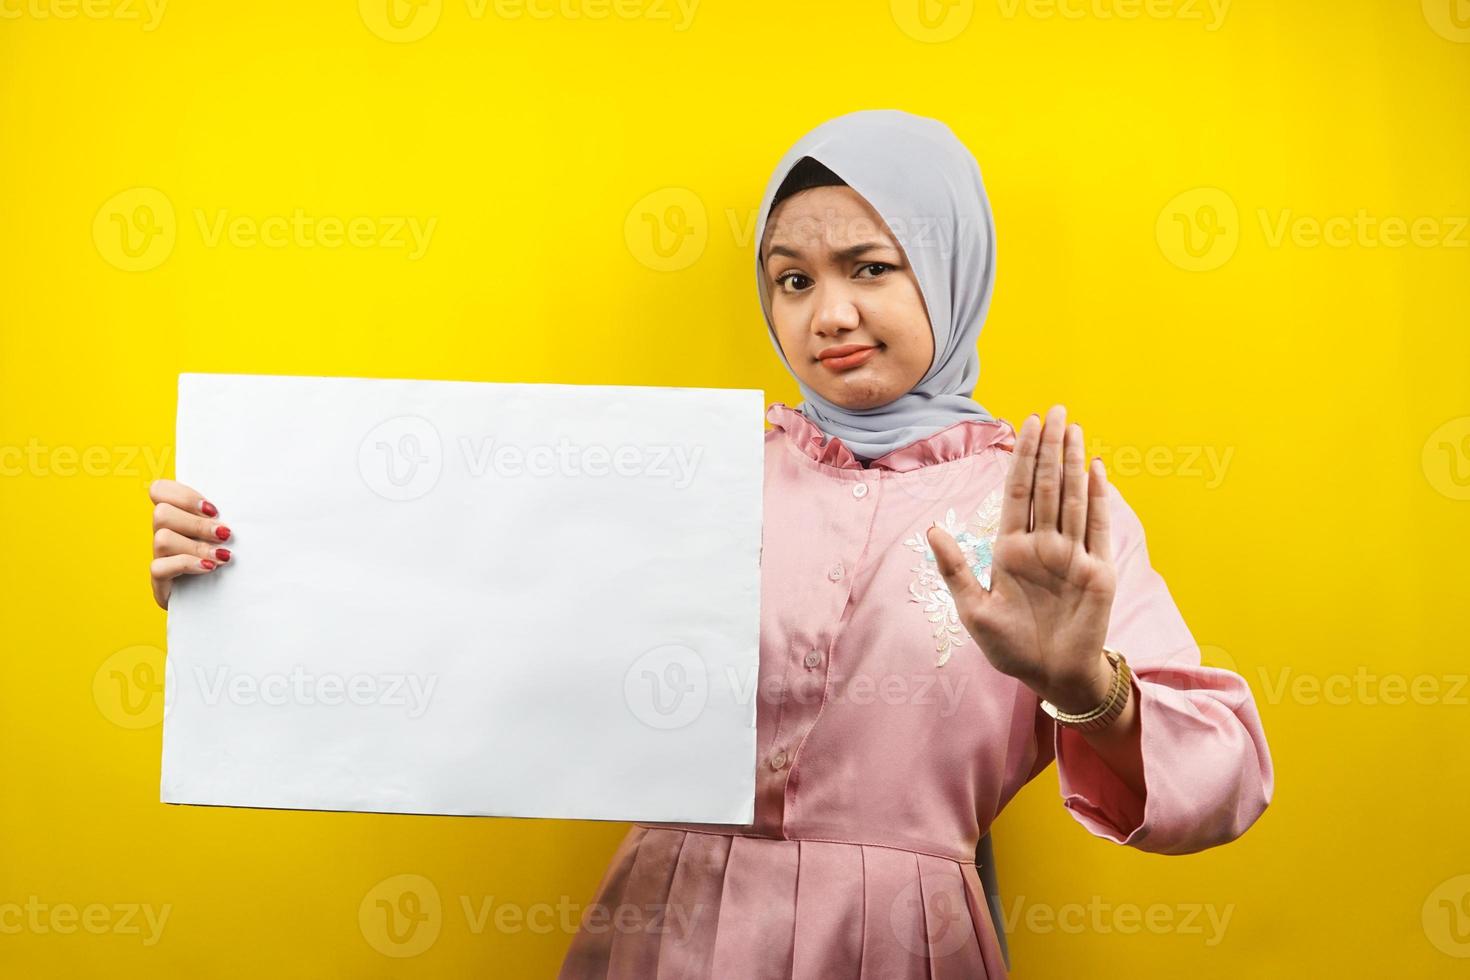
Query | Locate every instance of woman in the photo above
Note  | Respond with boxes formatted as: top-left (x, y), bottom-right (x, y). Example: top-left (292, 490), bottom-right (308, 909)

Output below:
top-left (145, 109), bottom-right (1274, 978)
top-left (554, 109), bottom-right (1273, 978)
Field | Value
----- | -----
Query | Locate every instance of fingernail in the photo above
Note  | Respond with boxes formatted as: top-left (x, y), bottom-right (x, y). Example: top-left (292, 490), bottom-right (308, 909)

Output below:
top-left (200, 558), bottom-right (217, 570)
top-left (215, 548), bottom-right (231, 562)
top-left (201, 500), bottom-right (219, 518)
top-left (214, 524), bottom-right (231, 541)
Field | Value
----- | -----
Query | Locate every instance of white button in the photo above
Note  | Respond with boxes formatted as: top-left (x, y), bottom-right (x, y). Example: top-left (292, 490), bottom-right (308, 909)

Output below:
top-left (803, 651), bottom-right (821, 668)
top-left (852, 483), bottom-right (868, 499)
top-left (770, 750), bottom-right (788, 770)
top-left (828, 563), bottom-right (844, 581)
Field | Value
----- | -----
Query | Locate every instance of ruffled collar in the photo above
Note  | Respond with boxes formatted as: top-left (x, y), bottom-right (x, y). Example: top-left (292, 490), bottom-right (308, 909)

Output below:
top-left (765, 402), bottom-right (1015, 472)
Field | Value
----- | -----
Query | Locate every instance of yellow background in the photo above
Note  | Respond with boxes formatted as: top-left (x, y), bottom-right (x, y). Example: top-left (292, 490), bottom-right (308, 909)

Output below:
top-left (2, 0), bottom-right (1468, 975)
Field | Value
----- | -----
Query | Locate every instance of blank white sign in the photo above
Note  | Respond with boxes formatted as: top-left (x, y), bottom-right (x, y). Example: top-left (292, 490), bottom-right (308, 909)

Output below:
top-left (161, 373), bottom-right (763, 823)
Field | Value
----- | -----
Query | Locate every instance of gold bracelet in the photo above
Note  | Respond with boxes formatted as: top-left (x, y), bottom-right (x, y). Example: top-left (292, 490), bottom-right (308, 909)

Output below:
top-left (1039, 647), bottom-right (1131, 733)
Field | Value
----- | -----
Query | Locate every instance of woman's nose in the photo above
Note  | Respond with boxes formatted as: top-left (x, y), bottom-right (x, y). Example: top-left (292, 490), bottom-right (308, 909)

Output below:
top-left (812, 284), bottom-right (860, 335)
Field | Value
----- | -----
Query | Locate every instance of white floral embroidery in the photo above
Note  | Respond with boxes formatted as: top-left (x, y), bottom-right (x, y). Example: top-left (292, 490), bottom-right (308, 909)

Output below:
top-left (903, 487), bottom-right (1003, 667)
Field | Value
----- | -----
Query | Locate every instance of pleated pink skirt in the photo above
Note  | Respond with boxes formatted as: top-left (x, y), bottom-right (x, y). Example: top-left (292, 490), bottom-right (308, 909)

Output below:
top-left (557, 825), bottom-right (1009, 979)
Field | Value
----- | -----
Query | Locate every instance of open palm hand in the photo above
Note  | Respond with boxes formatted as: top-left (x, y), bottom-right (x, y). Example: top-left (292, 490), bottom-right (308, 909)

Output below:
top-left (926, 405), bottom-right (1117, 712)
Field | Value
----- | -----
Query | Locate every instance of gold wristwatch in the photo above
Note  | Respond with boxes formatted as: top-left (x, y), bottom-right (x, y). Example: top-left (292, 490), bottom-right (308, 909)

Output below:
top-left (1040, 647), bottom-right (1131, 733)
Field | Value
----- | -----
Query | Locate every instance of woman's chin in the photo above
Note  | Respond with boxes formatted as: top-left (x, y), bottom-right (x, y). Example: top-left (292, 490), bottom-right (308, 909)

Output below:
top-left (814, 376), bottom-right (905, 411)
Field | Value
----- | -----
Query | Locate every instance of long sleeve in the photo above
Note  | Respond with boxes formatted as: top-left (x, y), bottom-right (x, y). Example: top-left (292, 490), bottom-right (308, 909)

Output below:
top-left (1031, 482), bottom-right (1275, 855)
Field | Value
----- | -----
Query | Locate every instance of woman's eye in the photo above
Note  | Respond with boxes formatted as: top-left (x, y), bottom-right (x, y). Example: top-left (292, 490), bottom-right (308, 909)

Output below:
top-left (857, 262), bottom-right (892, 278)
top-left (776, 273), bottom-right (811, 292)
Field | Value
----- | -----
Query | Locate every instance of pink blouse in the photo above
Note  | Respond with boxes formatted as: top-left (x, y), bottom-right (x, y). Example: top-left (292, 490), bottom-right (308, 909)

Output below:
top-left (558, 403), bottom-right (1274, 979)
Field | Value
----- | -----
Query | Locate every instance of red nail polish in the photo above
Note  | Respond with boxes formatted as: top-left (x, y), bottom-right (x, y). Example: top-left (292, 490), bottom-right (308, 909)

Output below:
top-left (215, 525), bottom-right (231, 541)
top-left (215, 548), bottom-right (231, 562)
top-left (200, 558), bottom-right (217, 570)
top-left (201, 500), bottom-right (219, 518)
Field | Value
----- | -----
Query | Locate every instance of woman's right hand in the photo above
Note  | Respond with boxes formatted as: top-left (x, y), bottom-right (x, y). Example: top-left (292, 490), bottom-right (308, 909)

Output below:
top-left (148, 479), bottom-right (233, 610)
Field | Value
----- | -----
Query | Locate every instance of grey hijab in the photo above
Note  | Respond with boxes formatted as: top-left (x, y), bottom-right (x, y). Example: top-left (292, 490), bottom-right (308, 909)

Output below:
top-left (754, 109), bottom-right (998, 462)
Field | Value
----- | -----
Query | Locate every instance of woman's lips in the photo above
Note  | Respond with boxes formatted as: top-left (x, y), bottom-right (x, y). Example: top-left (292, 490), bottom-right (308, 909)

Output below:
top-left (817, 345), bottom-right (879, 372)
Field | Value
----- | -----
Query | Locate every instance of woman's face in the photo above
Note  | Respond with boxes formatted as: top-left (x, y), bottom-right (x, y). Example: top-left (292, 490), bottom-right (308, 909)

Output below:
top-left (762, 185), bottom-right (935, 411)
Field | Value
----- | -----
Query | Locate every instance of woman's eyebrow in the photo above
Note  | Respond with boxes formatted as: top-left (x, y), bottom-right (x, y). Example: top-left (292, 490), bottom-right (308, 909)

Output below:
top-left (765, 240), bottom-right (897, 263)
